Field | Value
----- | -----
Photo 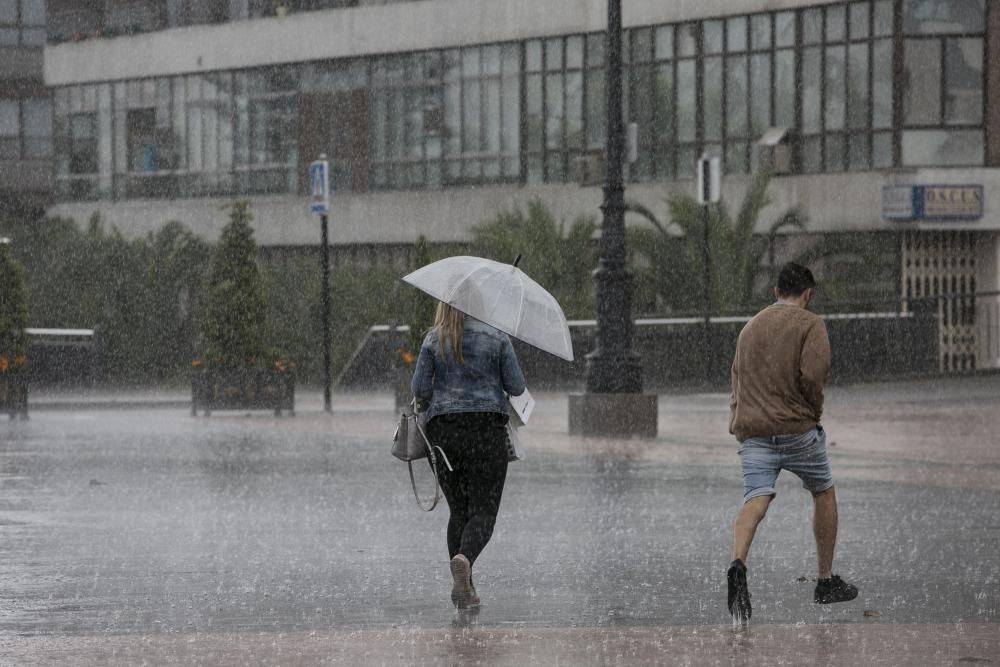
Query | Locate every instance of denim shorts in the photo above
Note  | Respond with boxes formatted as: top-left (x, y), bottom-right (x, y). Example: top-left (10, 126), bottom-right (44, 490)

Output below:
top-left (739, 426), bottom-right (833, 502)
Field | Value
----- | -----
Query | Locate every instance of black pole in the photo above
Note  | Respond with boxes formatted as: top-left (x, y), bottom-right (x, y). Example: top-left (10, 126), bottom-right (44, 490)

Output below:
top-left (321, 213), bottom-right (332, 413)
top-left (585, 0), bottom-right (641, 394)
top-left (702, 203), bottom-right (712, 385)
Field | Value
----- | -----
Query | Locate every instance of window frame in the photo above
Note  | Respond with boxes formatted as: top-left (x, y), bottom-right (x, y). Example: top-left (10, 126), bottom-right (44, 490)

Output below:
top-left (0, 0), bottom-right (46, 47)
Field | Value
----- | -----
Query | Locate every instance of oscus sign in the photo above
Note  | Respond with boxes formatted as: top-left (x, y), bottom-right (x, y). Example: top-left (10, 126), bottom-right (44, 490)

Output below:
top-left (882, 184), bottom-right (983, 222)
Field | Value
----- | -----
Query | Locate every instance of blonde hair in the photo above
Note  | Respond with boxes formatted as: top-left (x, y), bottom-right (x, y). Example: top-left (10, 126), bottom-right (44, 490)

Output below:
top-left (434, 302), bottom-right (465, 365)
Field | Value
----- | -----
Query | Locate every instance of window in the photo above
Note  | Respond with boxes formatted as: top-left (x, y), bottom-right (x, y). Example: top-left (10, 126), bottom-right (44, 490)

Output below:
top-left (0, 0), bottom-right (45, 46)
top-left (901, 0), bottom-right (985, 166)
top-left (643, 24), bottom-right (678, 180)
top-left (69, 112), bottom-right (97, 174)
top-left (629, 27), bottom-right (660, 180)
top-left (526, 35), bottom-right (586, 184)
top-left (0, 100), bottom-right (19, 159)
top-left (795, 1), bottom-right (898, 173)
top-left (0, 97), bottom-right (51, 160)
top-left (114, 78), bottom-right (185, 199)
top-left (585, 32), bottom-right (606, 153)
top-left (370, 52), bottom-right (443, 189)
top-left (725, 17), bottom-right (751, 173)
top-left (53, 84), bottom-right (108, 201)
top-left (127, 108), bottom-right (157, 172)
top-left (903, 0), bottom-right (985, 35)
top-left (674, 24), bottom-right (697, 174)
top-left (300, 59), bottom-right (370, 193)
top-left (22, 97), bottom-right (51, 158)
top-left (235, 67), bottom-right (299, 194)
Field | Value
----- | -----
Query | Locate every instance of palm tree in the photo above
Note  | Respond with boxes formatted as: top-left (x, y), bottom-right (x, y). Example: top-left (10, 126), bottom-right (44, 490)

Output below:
top-left (472, 200), bottom-right (598, 320)
top-left (626, 172), bottom-right (806, 315)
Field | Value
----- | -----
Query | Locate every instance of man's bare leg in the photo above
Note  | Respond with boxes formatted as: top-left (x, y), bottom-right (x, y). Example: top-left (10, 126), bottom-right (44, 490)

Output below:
top-left (732, 495), bottom-right (772, 563)
top-left (812, 486), bottom-right (838, 579)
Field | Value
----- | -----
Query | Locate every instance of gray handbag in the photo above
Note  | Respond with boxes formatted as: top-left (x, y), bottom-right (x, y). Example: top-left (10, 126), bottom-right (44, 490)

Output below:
top-left (392, 405), bottom-right (429, 462)
top-left (392, 403), bottom-right (452, 511)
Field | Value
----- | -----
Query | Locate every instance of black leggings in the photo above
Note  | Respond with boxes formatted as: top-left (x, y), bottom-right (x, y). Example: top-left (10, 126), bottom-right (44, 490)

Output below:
top-left (427, 412), bottom-right (509, 566)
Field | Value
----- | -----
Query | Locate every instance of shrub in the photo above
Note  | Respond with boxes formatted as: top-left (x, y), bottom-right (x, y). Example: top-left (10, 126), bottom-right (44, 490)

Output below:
top-left (199, 201), bottom-right (269, 368)
top-left (0, 240), bottom-right (29, 373)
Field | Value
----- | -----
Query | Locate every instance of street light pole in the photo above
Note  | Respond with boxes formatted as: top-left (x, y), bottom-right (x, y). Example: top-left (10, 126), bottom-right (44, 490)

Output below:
top-left (696, 154), bottom-right (720, 386)
top-left (320, 210), bottom-right (332, 413)
top-left (702, 200), bottom-right (712, 384)
top-left (585, 0), bottom-right (642, 395)
top-left (568, 0), bottom-right (657, 438)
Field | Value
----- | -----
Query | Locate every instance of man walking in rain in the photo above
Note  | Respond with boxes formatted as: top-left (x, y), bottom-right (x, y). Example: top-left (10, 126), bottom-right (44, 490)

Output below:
top-left (726, 262), bottom-right (858, 624)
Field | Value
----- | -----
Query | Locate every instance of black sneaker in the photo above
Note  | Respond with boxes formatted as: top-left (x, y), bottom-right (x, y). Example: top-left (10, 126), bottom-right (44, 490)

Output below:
top-left (814, 575), bottom-right (858, 604)
top-left (727, 559), bottom-right (751, 624)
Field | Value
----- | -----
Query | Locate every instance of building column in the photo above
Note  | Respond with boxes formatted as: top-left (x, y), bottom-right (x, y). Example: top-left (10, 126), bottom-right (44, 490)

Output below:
top-left (976, 232), bottom-right (1000, 369)
top-left (987, 0), bottom-right (1000, 166)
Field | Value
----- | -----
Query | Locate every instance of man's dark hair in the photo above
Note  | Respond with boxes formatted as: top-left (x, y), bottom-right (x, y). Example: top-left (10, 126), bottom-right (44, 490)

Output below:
top-left (776, 262), bottom-right (816, 297)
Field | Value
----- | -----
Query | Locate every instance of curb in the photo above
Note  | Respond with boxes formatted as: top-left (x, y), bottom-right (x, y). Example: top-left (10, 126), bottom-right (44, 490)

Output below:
top-left (25, 400), bottom-right (191, 411)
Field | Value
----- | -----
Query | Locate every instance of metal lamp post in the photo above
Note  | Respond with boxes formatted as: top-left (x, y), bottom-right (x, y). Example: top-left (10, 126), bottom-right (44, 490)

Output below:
top-left (568, 0), bottom-right (657, 438)
top-left (310, 155), bottom-right (332, 413)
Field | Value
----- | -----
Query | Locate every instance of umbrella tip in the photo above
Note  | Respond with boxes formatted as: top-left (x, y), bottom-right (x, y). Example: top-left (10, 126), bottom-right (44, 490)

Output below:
top-left (512, 254), bottom-right (522, 268)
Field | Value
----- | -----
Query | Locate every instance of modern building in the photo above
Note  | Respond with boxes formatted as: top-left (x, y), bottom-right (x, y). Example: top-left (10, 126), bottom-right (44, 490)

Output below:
top-left (39, 0), bottom-right (1000, 370)
top-left (1, 0), bottom-right (51, 217)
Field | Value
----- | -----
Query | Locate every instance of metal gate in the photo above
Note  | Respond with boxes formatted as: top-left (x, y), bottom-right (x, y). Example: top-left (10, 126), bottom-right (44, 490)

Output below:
top-left (901, 231), bottom-right (977, 372)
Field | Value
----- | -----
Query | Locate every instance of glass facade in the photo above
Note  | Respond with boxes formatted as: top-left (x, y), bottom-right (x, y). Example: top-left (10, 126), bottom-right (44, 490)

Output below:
top-left (51, 0), bottom-right (991, 202)
top-left (0, 0), bottom-right (45, 45)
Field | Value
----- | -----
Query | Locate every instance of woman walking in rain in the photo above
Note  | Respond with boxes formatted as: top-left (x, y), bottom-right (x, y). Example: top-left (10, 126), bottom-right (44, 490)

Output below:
top-left (411, 301), bottom-right (526, 609)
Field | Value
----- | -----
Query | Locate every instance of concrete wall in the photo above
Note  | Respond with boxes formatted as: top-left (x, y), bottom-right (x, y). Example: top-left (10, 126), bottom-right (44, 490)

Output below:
top-left (46, 168), bottom-right (1000, 246)
top-left (45, 0), bottom-right (845, 85)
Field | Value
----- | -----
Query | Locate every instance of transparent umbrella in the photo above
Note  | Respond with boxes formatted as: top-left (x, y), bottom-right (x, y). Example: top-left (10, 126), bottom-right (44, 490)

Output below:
top-left (402, 255), bottom-right (574, 361)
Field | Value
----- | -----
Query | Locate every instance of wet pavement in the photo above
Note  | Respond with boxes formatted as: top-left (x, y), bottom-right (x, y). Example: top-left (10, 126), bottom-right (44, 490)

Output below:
top-left (1, 376), bottom-right (998, 665)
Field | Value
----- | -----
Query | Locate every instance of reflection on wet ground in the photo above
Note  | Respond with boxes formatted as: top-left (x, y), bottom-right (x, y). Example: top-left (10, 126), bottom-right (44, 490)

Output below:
top-left (2, 624), bottom-right (997, 665)
top-left (0, 376), bottom-right (997, 664)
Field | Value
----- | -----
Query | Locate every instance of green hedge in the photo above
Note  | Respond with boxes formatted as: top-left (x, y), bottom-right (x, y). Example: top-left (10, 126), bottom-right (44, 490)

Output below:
top-left (0, 200), bottom-right (601, 386)
top-left (0, 239), bottom-right (29, 370)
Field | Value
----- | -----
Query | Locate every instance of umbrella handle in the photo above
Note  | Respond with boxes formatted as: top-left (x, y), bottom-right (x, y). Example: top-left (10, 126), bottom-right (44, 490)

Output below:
top-left (512, 254), bottom-right (522, 268)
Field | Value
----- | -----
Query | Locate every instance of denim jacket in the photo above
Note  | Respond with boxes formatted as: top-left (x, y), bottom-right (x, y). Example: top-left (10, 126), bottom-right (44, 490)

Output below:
top-left (411, 318), bottom-right (526, 421)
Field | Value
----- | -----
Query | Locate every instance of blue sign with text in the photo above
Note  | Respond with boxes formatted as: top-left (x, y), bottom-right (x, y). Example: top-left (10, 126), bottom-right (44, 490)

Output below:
top-left (310, 159), bottom-right (329, 215)
top-left (882, 185), bottom-right (983, 222)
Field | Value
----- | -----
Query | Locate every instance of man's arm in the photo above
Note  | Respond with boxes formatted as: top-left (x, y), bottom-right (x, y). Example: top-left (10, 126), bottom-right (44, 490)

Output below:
top-left (728, 345), bottom-right (739, 435)
top-left (799, 320), bottom-right (831, 417)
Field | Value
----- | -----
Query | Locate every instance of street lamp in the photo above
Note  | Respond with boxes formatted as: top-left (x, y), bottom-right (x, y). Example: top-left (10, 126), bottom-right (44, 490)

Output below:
top-left (568, 0), bottom-right (657, 438)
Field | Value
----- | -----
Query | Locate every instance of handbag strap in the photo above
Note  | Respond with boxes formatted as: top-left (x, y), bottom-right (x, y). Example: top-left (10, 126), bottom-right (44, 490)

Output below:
top-left (407, 416), bottom-right (452, 512)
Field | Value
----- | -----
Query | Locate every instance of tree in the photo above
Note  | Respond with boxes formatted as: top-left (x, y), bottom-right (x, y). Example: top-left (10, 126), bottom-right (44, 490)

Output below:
top-left (472, 200), bottom-right (598, 320)
top-left (0, 240), bottom-right (29, 367)
top-left (140, 222), bottom-right (211, 378)
top-left (626, 172), bottom-right (806, 315)
top-left (199, 201), bottom-right (267, 366)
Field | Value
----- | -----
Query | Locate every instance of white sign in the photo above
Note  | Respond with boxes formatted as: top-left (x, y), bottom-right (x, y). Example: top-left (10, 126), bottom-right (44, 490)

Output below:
top-left (309, 159), bottom-right (329, 215)
top-left (626, 122), bottom-right (638, 164)
top-left (696, 155), bottom-right (721, 204)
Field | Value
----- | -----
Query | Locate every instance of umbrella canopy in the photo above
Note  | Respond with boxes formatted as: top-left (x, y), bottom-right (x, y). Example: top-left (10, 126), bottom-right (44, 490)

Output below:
top-left (402, 255), bottom-right (574, 362)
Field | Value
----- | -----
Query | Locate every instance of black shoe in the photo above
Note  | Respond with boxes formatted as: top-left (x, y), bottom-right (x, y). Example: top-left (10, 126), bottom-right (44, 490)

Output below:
top-left (814, 575), bottom-right (858, 604)
top-left (727, 559), bottom-right (751, 624)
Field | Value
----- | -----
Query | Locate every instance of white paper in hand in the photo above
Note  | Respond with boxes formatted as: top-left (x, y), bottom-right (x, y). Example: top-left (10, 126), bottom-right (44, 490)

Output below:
top-left (506, 387), bottom-right (533, 462)
top-left (508, 388), bottom-right (535, 427)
